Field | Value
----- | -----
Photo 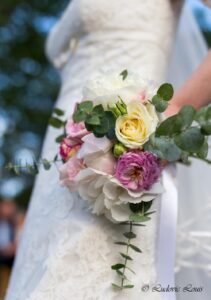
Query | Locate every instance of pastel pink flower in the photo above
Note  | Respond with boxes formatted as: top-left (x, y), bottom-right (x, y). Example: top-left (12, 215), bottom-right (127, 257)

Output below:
top-left (115, 151), bottom-right (162, 192)
top-left (87, 152), bottom-right (116, 175)
top-left (59, 156), bottom-right (84, 189)
top-left (60, 138), bottom-right (81, 161)
top-left (65, 120), bottom-right (88, 142)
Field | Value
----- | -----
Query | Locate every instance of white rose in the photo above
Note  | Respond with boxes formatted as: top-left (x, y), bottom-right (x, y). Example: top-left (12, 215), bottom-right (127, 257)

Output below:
top-left (115, 101), bottom-right (159, 149)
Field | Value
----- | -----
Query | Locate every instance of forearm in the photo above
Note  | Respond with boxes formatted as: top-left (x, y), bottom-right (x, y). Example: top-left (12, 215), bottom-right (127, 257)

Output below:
top-left (166, 50), bottom-right (211, 116)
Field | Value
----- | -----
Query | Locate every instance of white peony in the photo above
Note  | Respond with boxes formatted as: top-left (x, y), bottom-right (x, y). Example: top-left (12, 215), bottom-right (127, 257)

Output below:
top-left (75, 167), bottom-right (163, 223)
top-left (82, 71), bottom-right (156, 108)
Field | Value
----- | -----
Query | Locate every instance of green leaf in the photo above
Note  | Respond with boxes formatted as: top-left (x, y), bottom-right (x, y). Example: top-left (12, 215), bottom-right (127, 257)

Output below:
top-left (73, 110), bottom-right (87, 123)
top-left (53, 108), bottom-right (64, 116)
top-left (179, 105), bottom-right (196, 128)
top-left (144, 136), bottom-right (181, 162)
top-left (86, 115), bottom-right (100, 125)
top-left (123, 232), bottom-right (137, 239)
top-left (55, 134), bottom-right (66, 143)
top-left (129, 214), bottom-right (151, 222)
top-left (152, 95), bottom-right (168, 113)
top-left (129, 244), bottom-right (142, 253)
top-left (180, 151), bottom-right (190, 164)
top-left (120, 69), bottom-right (128, 80)
top-left (174, 127), bottom-right (205, 152)
top-left (120, 253), bottom-right (133, 260)
top-left (94, 118), bottom-right (109, 135)
top-left (53, 154), bottom-right (58, 162)
top-left (126, 267), bottom-right (136, 274)
top-left (42, 159), bottom-right (51, 170)
top-left (93, 104), bottom-right (105, 117)
top-left (123, 285), bottom-right (134, 289)
top-left (157, 83), bottom-right (174, 101)
top-left (116, 269), bottom-right (127, 279)
top-left (111, 263), bottom-right (125, 270)
top-left (49, 117), bottom-right (64, 128)
top-left (105, 111), bottom-right (116, 127)
top-left (129, 201), bottom-right (153, 214)
top-left (112, 283), bottom-right (122, 289)
top-left (201, 122), bottom-right (211, 135)
top-left (197, 140), bottom-right (209, 159)
top-left (115, 242), bottom-right (128, 246)
top-left (78, 101), bottom-right (93, 113)
top-left (195, 106), bottom-right (207, 125)
top-left (156, 115), bottom-right (182, 136)
top-left (206, 106), bottom-right (211, 120)
top-left (106, 128), bottom-right (116, 140)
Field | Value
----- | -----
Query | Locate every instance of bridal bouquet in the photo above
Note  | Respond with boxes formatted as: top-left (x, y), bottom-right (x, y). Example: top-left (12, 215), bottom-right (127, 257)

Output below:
top-left (8, 70), bottom-right (211, 290)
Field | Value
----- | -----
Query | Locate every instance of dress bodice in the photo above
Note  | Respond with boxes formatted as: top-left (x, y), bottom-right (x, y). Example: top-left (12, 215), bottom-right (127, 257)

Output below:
top-left (46, 0), bottom-right (183, 105)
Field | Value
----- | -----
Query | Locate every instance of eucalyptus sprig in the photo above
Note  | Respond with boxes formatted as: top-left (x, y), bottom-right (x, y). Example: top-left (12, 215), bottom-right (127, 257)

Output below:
top-left (145, 83), bottom-right (211, 164)
top-left (5, 155), bottom-right (61, 176)
top-left (112, 201), bottom-right (154, 290)
top-left (48, 107), bottom-right (67, 143)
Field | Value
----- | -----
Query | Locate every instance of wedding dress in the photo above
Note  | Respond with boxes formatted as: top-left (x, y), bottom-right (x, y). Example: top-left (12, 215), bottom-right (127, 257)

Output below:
top-left (6, 1), bottom-right (208, 300)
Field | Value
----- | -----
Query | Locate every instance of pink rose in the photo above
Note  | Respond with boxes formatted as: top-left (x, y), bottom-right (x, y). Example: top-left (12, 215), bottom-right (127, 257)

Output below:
top-left (65, 120), bottom-right (88, 142)
top-left (59, 156), bottom-right (84, 189)
top-left (115, 151), bottom-right (162, 192)
top-left (60, 138), bottom-right (81, 161)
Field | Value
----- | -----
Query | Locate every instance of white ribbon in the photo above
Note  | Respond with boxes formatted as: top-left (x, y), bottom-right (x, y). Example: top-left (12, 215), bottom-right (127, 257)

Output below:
top-left (157, 167), bottom-right (178, 300)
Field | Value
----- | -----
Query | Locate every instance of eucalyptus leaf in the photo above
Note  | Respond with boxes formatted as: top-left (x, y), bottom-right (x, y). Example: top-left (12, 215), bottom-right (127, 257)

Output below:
top-left (111, 264), bottom-right (125, 270)
top-left (123, 232), bottom-right (137, 239)
top-left (115, 241), bottom-right (128, 246)
top-left (123, 285), bottom-right (134, 289)
top-left (206, 106), bottom-right (211, 120)
top-left (120, 69), bottom-right (128, 80)
top-left (152, 95), bottom-right (168, 113)
top-left (55, 134), bottom-right (66, 143)
top-left (144, 136), bottom-right (181, 162)
top-left (129, 214), bottom-right (151, 222)
top-left (42, 159), bottom-right (51, 170)
top-left (112, 283), bottom-right (122, 289)
top-left (129, 201), bottom-right (153, 214)
top-left (53, 108), bottom-right (64, 116)
top-left (49, 117), bottom-right (64, 128)
top-left (197, 140), bottom-right (209, 159)
top-left (179, 105), bottom-right (196, 128)
top-left (201, 122), bottom-right (211, 135)
top-left (194, 107), bottom-right (207, 124)
top-left (120, 253), bottom-right (133, 261)
top-left (157, 83), bottom-right (174, 101)
top-left (129, 244), bottom-right (142, 253)
top-left (174, 127), bottom-right (205, 152)
top-left (156, 115), bottom-right (182, 136)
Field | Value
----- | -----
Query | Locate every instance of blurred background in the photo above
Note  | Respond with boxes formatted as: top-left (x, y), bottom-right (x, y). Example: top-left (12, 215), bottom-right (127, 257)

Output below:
top-left (0, 0), bottom-right (211, 298)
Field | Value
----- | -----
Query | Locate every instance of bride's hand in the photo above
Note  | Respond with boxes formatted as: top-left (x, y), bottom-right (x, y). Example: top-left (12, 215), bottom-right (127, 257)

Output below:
top-left (165, 50), bottom-right (211, 117)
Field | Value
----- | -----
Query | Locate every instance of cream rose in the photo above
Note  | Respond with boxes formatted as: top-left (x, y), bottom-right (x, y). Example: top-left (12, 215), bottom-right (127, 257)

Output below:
top-left (115, 101), bottom-right (159, 149)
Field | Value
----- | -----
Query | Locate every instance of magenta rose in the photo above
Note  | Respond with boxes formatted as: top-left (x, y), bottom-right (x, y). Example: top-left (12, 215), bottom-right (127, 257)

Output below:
top-left (115, 151), bottom-right (162, 192)
top-left (66, 120), bottom-right (88, 142)
top-left (60, 138), bottom-right (81, 161)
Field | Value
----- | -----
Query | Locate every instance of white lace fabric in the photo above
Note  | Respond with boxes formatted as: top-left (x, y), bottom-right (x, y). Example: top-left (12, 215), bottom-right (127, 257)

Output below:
top-left (6, 1), bottom-right (183, 299)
